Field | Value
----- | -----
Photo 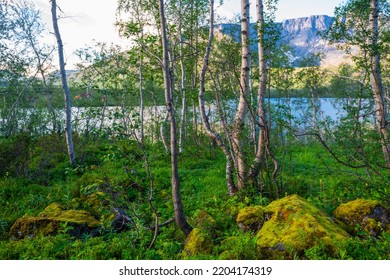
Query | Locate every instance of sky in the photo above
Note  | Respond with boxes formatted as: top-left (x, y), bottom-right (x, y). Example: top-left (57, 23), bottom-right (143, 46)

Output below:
top-left (35, 0), bottom-right (346, 69)
top-left (218, 0), bottom-right (347, 22)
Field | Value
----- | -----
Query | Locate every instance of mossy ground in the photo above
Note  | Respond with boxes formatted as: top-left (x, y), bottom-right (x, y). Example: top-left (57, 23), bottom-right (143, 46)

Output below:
top-left (0, 135), bottom-right (389, 259)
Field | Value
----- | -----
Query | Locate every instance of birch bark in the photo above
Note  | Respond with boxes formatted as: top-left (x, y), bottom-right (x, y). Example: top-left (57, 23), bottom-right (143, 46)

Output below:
top-left (51, 0), bottom-right (76, 165)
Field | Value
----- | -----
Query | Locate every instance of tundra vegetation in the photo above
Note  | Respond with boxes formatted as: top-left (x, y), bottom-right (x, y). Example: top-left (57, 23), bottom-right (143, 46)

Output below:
top-left (0, 0), bottom-right (389, 260)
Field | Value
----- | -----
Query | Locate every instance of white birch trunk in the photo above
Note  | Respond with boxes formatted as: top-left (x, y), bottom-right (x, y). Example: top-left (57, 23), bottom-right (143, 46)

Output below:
top-left (198, 0), bottom-right (237, 196)
top-left (178, 0), bottom-right (186, 153)
top-left (51, 0), bottom-right (76, 165)
top-left (139, 39), bottom-right (144, 142)
top-left (157, 0), bottom-right (192, 236)
top-left (369, 0), bottom-right (389, 167)
top-left (232, 0), bottom-right (250, 189)
top-left (250, 0), bottom-right (267, 178)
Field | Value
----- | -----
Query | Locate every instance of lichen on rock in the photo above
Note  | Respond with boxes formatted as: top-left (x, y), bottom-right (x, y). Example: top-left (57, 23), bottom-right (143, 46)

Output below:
top-left (236, 206), bottom-right (265, 232)
top-left (9, 203), bottom-right (101, 240)
top-left (182, 228), bottom-right (213, 258)
top-left (333, 199), bottom-right (389, 237)
top-left (256, 194), bottom-right (348, 257)
top-left (194, 210), bottom-right (217, 231)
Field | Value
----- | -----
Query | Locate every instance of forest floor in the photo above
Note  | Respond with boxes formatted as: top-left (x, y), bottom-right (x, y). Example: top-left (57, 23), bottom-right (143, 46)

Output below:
top-left (0, 133), bottom-right (389, 259)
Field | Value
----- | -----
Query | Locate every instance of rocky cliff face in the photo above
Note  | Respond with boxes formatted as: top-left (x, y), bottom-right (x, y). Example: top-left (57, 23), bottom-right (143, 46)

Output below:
top-left (216, 15), bottom-right (347, 67)
top-left (280, 15), bottom-right (346, 66)
top-left (282, 14), bottom-right (333, 36)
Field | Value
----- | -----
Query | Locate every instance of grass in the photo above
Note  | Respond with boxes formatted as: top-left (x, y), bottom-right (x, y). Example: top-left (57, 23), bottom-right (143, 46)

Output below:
top-left (0, 133), bottom-right (388, 260)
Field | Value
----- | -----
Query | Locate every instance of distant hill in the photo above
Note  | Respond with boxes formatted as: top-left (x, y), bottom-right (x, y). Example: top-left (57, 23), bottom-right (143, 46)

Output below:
top-left (216, 15), bottom-right (348, 67)
top-left (49, 69), bottom-right (80, 80)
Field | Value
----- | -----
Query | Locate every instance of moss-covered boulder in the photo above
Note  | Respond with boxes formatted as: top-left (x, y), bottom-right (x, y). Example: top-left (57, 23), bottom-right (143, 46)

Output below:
top-left (9, 203), bottom-right (100, 240)
top-left (219, 250), bottom-right (237, 260)
top-left (182, 228), bottom-right (213, 258)
top-left (236, 206), bottom-right (265, 232)
top-left (333, 199), bottom-right (389, 237)
top-left (194, 210), bottom-right (217, 231)
top-left (256, 195), bottom-right (348, 257)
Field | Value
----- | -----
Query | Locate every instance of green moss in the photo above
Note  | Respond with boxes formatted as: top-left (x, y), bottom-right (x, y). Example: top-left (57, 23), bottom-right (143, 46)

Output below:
top-left (256, 195), bottom-right (348, 257)
top-left (9, 216), bottom-right (60, 239)
top-left (333, 199), bottom-right (389, 236)
top-left (334, 199), bottom-right (380, 225)
top-left (9, 203), bottom-right (101, 240)
top-left (41, 203), bottom-right (62, 217)
top-left (40, 203), bottom-right (100, 227)
top-left (83, 191), bottom-right (111, 216)
top-left (236, 206), bottom-right (265, 232)
top-left (194, 210), bottom-right (216, 230)
top-left (219, 250), bottom-right (237, 260)
top-left (182, 228), bottom-right (213, 258)
top-left (55, 210), bottom-right (100, 227)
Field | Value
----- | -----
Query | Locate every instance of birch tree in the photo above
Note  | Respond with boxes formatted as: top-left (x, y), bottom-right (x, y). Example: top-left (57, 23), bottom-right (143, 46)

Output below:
top-left (327, 0), bottom-right (390, 168)
top-left (157, 0), bottom-right (192, 236)
top-left (198, 0), bottom-right (237, 196)
top-left (250, 0), bottom-right (267, 179)
top-left (50, 0), bottom-right (76, 165)
top-left (178, 0), bottom-right (186, 153)
top-left (232, 0), bottom-right (251, 189)
top-left (248, 0), bottom-right (281, 197)
top-left (369, 0), bottom-right (389, 167)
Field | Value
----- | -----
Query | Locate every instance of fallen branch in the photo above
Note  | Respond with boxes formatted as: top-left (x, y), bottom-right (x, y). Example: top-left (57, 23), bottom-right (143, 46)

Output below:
top-left (145, 217), bottom-right (175, 231)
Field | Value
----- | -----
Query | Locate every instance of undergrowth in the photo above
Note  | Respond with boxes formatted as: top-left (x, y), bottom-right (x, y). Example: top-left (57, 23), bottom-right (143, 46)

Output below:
top-left (0, 134), bottom-right (388, 260)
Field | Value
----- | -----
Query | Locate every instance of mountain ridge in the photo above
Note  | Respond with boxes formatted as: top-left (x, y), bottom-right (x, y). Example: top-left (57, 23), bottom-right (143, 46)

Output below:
top-left (216, 15), bottom-right (348, 67)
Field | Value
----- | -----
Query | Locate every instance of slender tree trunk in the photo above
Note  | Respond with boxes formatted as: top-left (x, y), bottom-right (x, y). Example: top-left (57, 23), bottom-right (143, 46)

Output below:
top-left (250, 0), bottom-right (267, 179)
top-left (51, 0), bottom-right (76, 165)
top-left (99, 64), bottom-right (107, 132)
top-left (250, 2), bottom-right (279, 197)
top-left (311, 89), bottom-right (317, 130)
top-left (232, 0), bottom-right (250, 189)
top-left (160, 111), bottom-right (170, 153)
top-left (157, 0), bottom-right (192, 236)
top-left (100, 94), bottom-right (107, 131)
top-left (369, 0), bottom-right (389, 167)
top-left (139, 36), bottom-right (145, 142)
top-left (192, 4), bottom-right (200, 148)
top-left (178, 0), bottom-right (186, 153)
top-left (192, 100), bottom-right (199, 147)
top-left (198, 0), bottom-right (237, 196)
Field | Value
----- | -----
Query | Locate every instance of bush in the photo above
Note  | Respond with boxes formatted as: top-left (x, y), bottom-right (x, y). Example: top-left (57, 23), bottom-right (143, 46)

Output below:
top-left (0, 133), bottom-right (33, 177)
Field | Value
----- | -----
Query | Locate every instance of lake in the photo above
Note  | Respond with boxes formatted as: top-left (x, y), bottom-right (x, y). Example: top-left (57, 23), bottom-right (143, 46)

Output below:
top-left (0, 97), bottom-right (375, 136)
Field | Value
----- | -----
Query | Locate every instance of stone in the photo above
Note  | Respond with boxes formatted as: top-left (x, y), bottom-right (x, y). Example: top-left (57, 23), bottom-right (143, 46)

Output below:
top-left (182, 228), bottom-right (213, 258)
top-left (194, 210), bottom-right (217, 231)
top-left (256, 194), bottom-right (349, 257)
top-left (9, 203), bottom-right (100, 240)
top-left (333, 199), bottom-right (389, 237)
top-left (236, 206), bottom-right (265, 232)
